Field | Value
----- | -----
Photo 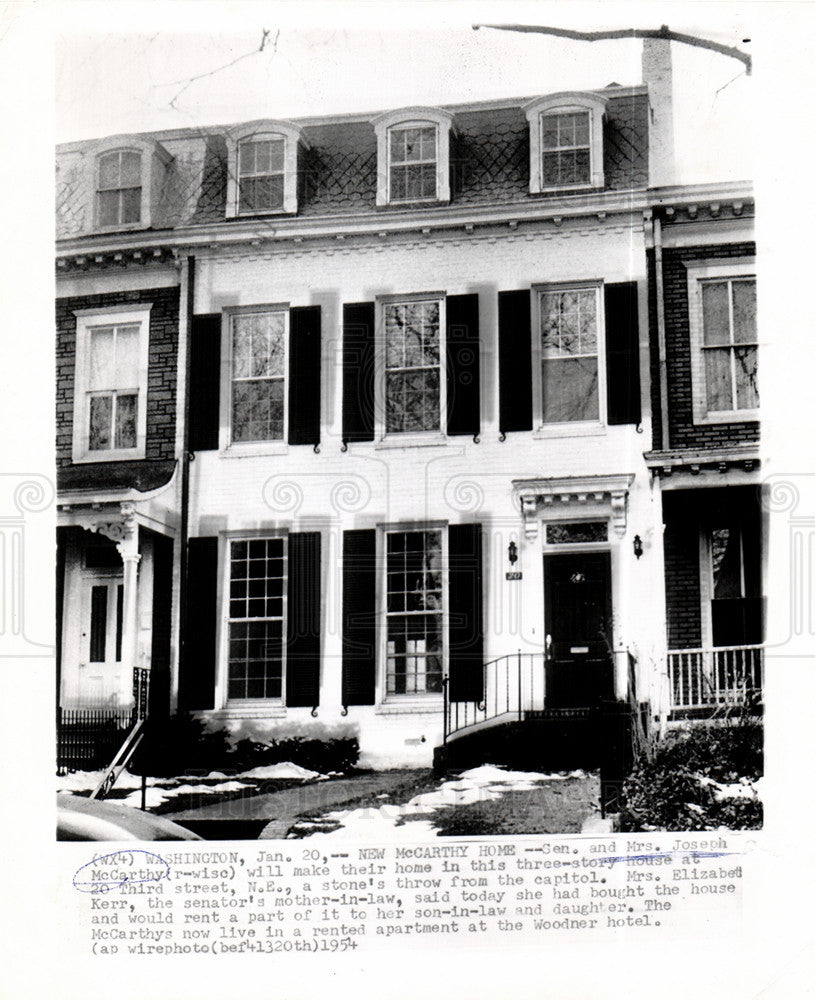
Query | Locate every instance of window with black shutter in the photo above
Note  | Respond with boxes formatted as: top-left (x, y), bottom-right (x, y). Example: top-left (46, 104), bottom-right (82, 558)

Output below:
top-left (448, 523), bottom-right (484, 702)
top-left (341, 529), bottom-right (377, 705)
top-left (286, 532), bottom-right (321, 706)
top-left (288, 306), bottom-right (321, 447)
top-left (189, 314), bottom-right (222, 452)
top-left (604, 281), bottom-right (641, 426)
top-left (180, 536), bottom-right (218, 710)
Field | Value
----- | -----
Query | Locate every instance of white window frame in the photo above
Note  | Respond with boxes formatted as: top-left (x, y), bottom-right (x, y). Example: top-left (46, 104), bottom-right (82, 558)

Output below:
top-left (532, 281), bottom-right (607, 434)
top-left (86, 137), bottom-right (171, 234)
top-left (378, 523), bottom-right (448, 704)
top-left (221, 305), bottom-right (290, 454)
top-left (220, 532), bottom-right (288, 706)
top-left (375, 292), bottom-right (447, 444)
top-left (72, 304), bottom-right (151, 463)
top-left (373, 108), bottom-right (454, 207)
top-left (225, 122), bottom-right (306, 218)
top-left (686, 259), bottom-right (758, 425)
top-left (523, 93), bottom-right (606, 194)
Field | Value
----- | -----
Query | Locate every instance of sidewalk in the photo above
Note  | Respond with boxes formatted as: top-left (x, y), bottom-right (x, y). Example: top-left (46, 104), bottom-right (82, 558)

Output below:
top-left (166, 771), bottom-right (428, 839)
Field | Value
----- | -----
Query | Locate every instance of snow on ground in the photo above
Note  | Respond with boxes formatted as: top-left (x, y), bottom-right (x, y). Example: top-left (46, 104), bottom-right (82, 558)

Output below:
top-left (696, 773), bottom-right (760, 802)
top-left (56, 761), bottom-right (327, 804)
top-left (286, 765), bottom-right (588, 841)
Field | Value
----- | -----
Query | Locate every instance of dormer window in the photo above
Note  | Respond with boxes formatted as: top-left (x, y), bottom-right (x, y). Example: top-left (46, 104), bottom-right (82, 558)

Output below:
top-left (226, 122), bottom-right (305, 218)
top-left (97, 150), bottom-right (142, 226)
top-left (524, 93), bottom-right (607, 194)
top-left (373, 108), bottom-right (454, 207)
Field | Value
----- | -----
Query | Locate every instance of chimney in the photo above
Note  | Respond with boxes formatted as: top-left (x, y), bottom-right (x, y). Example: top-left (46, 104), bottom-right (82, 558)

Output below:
top-left (642, 36), bottom-right (675, 187)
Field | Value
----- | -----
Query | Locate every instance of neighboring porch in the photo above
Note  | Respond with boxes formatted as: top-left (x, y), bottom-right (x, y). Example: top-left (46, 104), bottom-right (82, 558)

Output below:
top-left (661, 483), bottom-right (765, 720)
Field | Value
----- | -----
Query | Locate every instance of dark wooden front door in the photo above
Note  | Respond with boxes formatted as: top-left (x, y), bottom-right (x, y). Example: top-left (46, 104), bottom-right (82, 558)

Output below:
top-left (543, 552), bottom-right (613, 708)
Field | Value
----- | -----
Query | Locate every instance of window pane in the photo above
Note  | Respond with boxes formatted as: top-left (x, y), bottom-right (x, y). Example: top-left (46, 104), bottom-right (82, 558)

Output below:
top-left (704, 348), bottom-right (733, 411)
top-left (98, 152), bottom-right (120, 189)
top-left (115, 394), bottom-right (137, 449)
top-left (97, 190), bottom-right (120, 227)
top-left (89, 327), bottom-right (114, 388)
top-left (121, 187), bottom-right (141, 224)
top-left (238, 142), bottom-right (255, 175)
top-left (702, 282), bottom-right (730, 345)
top-left (732, 280), bottom-right (757, 344)
top-left (89, 395), bottom-right (112, 450)
top-left (546, 521), bottom-right (608, 544)
top-left (232, 313), bottom-right (285, 379)
top-left (540, 290), bottom-right (596, 357)
top-left (114, 325), bottom-right (139, 385)
top-left (541, 357), bottom-right (599, 422)
top-left (89, 586), bottom-right (108, 663)
top-left (120, 151), bottom-right (141, 186)
top-left (734, 346), bottom-right (759, 409)
top-left (232, 379), bottom-right (285, 441)
top-left (711, 528), bottom-right (742, 599)
top-left (386, 369), bottom-right (439, 432)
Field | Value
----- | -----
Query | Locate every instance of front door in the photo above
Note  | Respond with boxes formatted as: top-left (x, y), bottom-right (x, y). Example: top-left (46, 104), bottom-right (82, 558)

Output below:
top-left (543, 552), bottom-right (613, 708)
top-left (75, 575), bottom-right (125, 706)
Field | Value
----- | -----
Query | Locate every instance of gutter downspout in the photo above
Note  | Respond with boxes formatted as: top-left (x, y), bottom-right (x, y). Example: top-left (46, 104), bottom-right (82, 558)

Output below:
top-left (177, 254), bottom-right (195, 713)
top-left (653, 216), bottom-right (670, 450)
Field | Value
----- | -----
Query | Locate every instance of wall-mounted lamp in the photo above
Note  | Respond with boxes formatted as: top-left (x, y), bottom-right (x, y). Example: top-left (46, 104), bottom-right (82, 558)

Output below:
top-left (633, 534), bottom-right (643, 560)
top-left (508, 540), bottom-right (518, 565)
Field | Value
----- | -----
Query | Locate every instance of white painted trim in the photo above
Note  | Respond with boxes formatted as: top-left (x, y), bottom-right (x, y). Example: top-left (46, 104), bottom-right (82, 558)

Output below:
top-left (220, 304), bottom-right (291, 453)
top-left (82, 137), bottom-right (172, 235)
top-left (685, 258), bottom-right (758, 426)
top-left (524, 93), bottom-right (607, 194)
top-left (57, 267), bottom-right (178, 298)
top-left (375, 293), bottom-right (447, 443)
top-left (225, 121), bottom-right (306, 218)
top-left (531, 280), bottom-right (606, 432)
top-left (71, 304), bottom-right (152, 464)
top-left (373, 108), bottom-right (455, 207)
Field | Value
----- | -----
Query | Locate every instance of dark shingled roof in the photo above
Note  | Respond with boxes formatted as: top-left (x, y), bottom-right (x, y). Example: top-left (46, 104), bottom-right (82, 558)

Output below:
top-left (56, 91), bottom-right (648, 239)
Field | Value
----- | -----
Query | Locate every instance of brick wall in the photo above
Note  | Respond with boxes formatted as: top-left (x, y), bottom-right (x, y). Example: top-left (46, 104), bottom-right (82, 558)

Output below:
top-left (649, 241), bottom-right (758, 452)
top-left (662, 492), bottom-right (702, 648)
top-left (56, 285), bottom-right (180, 469)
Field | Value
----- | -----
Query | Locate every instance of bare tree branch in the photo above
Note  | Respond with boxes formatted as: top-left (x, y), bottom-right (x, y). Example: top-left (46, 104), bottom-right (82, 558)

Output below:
top-left (472, 23), bottom-right (752, 75)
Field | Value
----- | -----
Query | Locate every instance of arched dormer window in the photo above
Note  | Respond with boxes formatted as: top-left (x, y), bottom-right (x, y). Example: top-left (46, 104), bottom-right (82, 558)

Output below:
top-left (523, 93), bottom-right (607, 194)
top-left (89, 137), bottom-right (170, 232)
top-left (226, 121), bottom-right (306, 218)
top-left (373, 108), bottom-right (455, 207)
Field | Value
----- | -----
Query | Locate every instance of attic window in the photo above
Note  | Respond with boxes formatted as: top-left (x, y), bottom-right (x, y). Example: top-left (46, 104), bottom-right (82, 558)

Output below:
top-left (226, 122), bottom-right (307, 218)
top-left (88, 137), bottom-right (169, 233)
top-left (97, 150), bottom-right (142, 226)
top-left (373, 108), bottom-right (454, 207)
top-left (524, 93), bottom-right (607, 194)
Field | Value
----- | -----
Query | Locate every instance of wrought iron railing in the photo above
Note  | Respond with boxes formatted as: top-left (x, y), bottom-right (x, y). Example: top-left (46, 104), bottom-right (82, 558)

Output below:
top-left (667, 645), bottom-right (763, 713)
top-left (442, 652), bottom-right (618, 744)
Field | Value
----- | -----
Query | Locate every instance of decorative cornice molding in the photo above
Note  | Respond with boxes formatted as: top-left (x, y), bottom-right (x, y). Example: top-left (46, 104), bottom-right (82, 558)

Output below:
top-left (512, 474), bottom-right (635, 540)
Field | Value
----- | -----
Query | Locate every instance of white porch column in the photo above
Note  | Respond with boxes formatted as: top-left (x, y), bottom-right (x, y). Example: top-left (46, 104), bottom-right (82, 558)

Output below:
top-left (115, 503), bottom-right (141, 682)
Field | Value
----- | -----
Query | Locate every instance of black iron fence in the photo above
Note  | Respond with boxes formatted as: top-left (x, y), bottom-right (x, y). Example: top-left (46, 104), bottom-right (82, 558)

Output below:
top-left (56, 707), bottom-right (135, 774)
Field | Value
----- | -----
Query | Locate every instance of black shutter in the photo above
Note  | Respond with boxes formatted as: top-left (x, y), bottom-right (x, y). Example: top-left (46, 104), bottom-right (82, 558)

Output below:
top-left (605, 281), bottom-right (641, 426)
top-left (189, 314), bottom-right (221, 451)
top-left (342, 302), bottom-right (375, 444)
top-left (446, 293), bottom-right (481, 437)
top-left (180, 537), bottom-right (218, 710)
top-left (498, 290), bottom-right (533, 435)
top-left (448, 523), bottom-right (484, 702)
top-left (286, 532), bottom-right (321, 707)
top-left (288, 306), bottom-right (321, 446)
top-left (342, 529), bottom-right (377, 705)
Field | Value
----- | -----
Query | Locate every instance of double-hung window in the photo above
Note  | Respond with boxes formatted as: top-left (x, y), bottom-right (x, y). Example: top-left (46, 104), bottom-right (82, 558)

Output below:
top-left (524, 93), bottom-right (606, 194)
top-left (229, 309), bottom-right (287, 444)
top-left (227, 538), bottom-right (286, 700)
top-left (96, 149), bottom-right (142, 227)
top-left (385, 529), bottom-right (444, 696)
top-left (687, 260), bottom-right (758, 423)
top-left (383, 297), bottom-right (443, 435)
top-left (237, 136), bottom-right (285, 213)
top-left (389, 125), bottom-right (437, 202)
top-left (72, 305), bottom-right (150, 462)
top-left (536, 284), bottom-right (603, 425)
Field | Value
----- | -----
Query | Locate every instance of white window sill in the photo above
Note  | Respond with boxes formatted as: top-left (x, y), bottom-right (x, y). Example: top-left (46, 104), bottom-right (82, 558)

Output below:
top-left (221, 441), bottom-right (290, 458)
top-left (374, 434), bottom-right (448, 450)
top-left (207, 703), bottom-right (287, 720)
top-left (695, 410), bottom-right (759, 426)
top-left (532, 422), bottom-right (606, 440)
top-left (229, 206), bottom-right (295, 219)
top-left (376, 698), bottom-right (444, 715)
top-left (535, 183), bottom-right (600, 196)
top-left (72, 450), bottom-right (145, 464)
